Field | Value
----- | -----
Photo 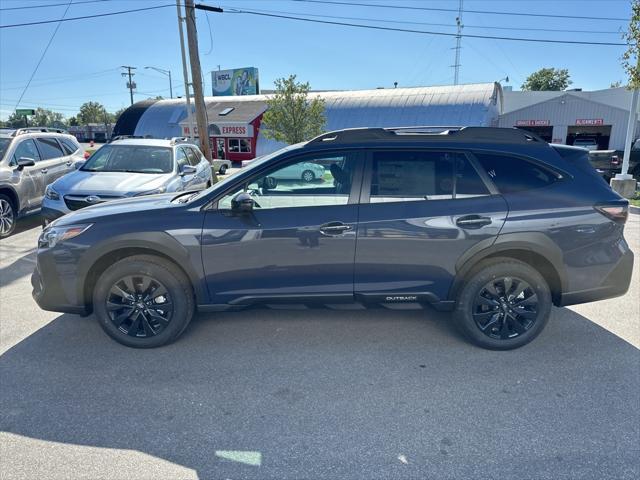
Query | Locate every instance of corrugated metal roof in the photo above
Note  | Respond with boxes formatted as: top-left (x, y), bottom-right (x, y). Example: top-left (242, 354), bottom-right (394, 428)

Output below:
top-left (503, 87), bottom-right (634, 115)
top-left (131, 83), bottom-right (502, 155)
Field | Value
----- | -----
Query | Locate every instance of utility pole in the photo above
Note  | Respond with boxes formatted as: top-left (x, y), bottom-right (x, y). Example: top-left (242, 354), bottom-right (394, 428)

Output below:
top-left (121, 66), bottom-right (136, 105)
top-left (452, 0), bottom-right (463, 85)
top-left (183, 0), bottom-right (214, 163)
top-left (176, 0), bottom-right (195, 139)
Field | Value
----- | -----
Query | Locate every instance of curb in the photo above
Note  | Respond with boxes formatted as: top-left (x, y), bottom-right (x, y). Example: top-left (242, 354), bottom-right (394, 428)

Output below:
top-left (630, 205), bottom-right (640, 215)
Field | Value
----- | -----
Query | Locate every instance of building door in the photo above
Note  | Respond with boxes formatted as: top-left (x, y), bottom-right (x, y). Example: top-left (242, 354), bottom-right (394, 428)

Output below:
top-left (215, 138), bottom-right (226, 159)
top-left (566, 125), bottom-right (612, 150)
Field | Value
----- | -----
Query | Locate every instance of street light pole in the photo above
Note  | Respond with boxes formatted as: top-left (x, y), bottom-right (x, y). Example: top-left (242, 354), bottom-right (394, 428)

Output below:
top-left (144, 66), bottom-right (173, 99)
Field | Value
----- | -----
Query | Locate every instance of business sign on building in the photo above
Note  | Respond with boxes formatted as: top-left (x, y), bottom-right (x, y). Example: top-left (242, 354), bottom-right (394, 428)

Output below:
top-left (181, 122), bottom-right (254, 138)
top-left (212, 67), bottom-right (259, 96)
top-left (515, 119), bottom-right (550, 127)
top-left (576, 118), bottom-right (604, 126)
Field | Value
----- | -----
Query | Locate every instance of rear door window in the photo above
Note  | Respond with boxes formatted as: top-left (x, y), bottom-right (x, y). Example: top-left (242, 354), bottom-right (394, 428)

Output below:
top-left (186, 147), bottom-right (201, 166)
top-left (35, 137), bottom-right (65, 160)
top-left (59, 138), bottom-right (79, 155)
top-left (473, 152), bottom-right (561, 194)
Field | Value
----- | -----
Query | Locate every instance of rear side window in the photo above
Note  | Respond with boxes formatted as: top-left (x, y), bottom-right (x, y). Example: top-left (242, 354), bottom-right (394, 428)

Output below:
top-left (35, 137), bottom-right (64, 160)
top-left (59, 138), bottom-right (79, 155)
top-left (474, 152), bottom-right (560, 194)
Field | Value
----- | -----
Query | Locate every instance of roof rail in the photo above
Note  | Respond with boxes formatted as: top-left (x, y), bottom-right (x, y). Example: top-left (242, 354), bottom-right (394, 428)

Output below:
top-left (169, 136), bottom-right (196, 145)
top-left (13, 127), bottom-right (68, 136)
top-left (109, 135), bottom-right (145, 142)
top-left (308, 126), bottom-right (545, 146)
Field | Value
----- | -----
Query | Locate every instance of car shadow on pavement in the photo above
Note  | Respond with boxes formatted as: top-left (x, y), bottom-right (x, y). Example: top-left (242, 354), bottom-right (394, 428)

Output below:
top-left (1, 307), bottom-right (638, 480)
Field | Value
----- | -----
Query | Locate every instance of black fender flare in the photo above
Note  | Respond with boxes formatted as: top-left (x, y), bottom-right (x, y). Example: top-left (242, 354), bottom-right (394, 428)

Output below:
top-left (448, 232), bottom-right (567, 301)
top-left (77, 231), bottom-right (208, 306)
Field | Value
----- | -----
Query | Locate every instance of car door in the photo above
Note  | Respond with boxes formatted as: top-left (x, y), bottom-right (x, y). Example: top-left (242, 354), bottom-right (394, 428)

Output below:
top-left (57, 137), bottom-right (83, 173)
top-left (354, 149), bottom-right (508, 303)
top-left (35, 137), bottom-right (69, 186)
top-left (11, 138), bottom-right (44, 208)
top-left (200, 151), bottom-right (363, 305)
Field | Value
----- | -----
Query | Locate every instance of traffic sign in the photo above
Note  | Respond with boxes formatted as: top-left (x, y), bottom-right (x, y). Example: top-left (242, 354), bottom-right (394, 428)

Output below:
top-left (16, 109), bottom-right (35, 116)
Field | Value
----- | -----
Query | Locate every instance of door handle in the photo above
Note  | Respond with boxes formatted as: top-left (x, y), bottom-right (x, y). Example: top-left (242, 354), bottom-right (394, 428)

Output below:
top-left (319, 222), bottom-right (352, 236)
top-left (66, 161), bottom-right (72, 166)
top-left (456, 215), bottom-right (492, 229)
top-left (40, 168), bottom-right (48, 174)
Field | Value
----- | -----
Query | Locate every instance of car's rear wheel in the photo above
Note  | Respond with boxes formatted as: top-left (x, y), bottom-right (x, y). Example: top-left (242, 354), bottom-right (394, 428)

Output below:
top-left (219, 164), bottom-right (228, 175)
top-left (301, 170), bottom-right (315, 182)
top-left (0, 194), bottom-right (16, 239)
top-left (93, 255), bottom-right (194, 348)
top-left (453, 258), bottom-right (551, 350)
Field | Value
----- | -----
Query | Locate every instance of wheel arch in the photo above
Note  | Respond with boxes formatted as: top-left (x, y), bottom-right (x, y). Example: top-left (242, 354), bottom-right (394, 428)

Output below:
top-left (450, 236), bottom-right (566, 306)
top-left (0, 185), bottom-right (20, 213)
top-left (79, 238), bottom-right (207, 313)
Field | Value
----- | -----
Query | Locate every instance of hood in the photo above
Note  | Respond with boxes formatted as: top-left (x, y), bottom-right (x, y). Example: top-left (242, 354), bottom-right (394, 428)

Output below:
top-left (53, 192), bottom-right (179, 226)
top-left (52, 170), bottom-right (173, 196)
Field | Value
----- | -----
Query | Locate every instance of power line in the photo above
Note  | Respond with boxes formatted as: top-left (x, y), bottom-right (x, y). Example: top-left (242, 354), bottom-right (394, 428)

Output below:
top-left (219, 5), bottom-right (623, 35)
top-left (0, 4), bottom-right (174, 29)
top-left (14, 0), bottom-right (74, 111)
top-left (0, 0), bottom-right (111, 11)
top-left (290, 0), bottom-right (628, 22)
top-left (223, 8), bottom-right (628, 46)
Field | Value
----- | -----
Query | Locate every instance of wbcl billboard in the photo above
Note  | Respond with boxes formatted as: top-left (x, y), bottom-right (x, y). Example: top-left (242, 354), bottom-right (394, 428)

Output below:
top-left (211, 67), bottom-right (259, 96)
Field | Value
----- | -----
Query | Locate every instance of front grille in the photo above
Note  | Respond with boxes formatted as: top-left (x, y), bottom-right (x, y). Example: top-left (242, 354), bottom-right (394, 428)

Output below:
top-left (64, 195), bottom-right (122, 211)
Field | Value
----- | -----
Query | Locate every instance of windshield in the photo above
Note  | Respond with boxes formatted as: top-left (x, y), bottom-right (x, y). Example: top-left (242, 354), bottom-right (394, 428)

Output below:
top-left (0, 138), bottom-right (11, 160)
top-left (81, 144), bottom-right (173, 174)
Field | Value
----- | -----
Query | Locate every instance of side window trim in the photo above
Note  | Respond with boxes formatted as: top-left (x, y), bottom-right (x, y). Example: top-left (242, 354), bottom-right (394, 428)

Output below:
top-left (207, 149), bottom-right (366, 211)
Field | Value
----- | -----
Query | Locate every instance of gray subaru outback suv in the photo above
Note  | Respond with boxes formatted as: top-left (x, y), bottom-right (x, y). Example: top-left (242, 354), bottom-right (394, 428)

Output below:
top-left (0, 127), bottom-right (84, 238)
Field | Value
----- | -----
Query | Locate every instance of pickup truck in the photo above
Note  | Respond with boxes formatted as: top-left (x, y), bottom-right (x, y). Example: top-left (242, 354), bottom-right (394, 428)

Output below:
top-left (588, 139), bottom-right (640, 181)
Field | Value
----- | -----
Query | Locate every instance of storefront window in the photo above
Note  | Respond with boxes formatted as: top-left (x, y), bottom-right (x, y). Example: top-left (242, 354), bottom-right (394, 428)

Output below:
top-left (229, 138), bottom-right (251, 153)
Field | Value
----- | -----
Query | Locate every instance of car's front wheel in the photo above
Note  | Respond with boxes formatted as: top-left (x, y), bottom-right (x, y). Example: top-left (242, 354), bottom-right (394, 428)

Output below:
top-left (93, 255), bottom-right (195, 348)
top-left (0, 194), bottom-right (16, 239)
top-left (219, 164), bottom-right (228, 175)
top-left (453, 258), bottom-right (551, 350)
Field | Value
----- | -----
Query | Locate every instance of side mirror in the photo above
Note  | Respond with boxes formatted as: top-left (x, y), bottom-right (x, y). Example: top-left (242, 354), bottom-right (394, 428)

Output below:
top-left (231, 192), bottom-right (255, 214)
top-left (74, 161), bottom-right (85, 170)
top-left (180, 164), bottom-right (197, 176)
top-left (262, 176), bottom-right (278, 190)
top-left (16, 157), bottom-right (36, 170)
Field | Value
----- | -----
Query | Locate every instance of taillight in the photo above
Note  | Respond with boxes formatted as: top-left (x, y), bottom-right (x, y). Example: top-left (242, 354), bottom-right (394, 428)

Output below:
top-left (595, 203), bottom-right (629, 223)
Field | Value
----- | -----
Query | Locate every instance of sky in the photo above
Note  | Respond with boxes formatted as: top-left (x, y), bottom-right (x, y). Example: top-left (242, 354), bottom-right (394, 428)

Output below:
top-left (0, 0), bottom-right (633, 120)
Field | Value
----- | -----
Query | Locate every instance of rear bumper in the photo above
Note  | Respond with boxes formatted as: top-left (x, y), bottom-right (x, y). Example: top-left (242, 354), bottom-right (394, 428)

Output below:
top-left (559, 248), bottom-right (634, 307)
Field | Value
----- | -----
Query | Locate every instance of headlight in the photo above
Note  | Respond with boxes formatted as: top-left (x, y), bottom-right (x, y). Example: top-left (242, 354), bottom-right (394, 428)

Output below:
top-left (134, 187), bottom-right (166, 196)
top-left (38, 224), bottom-right (92, 249)
top-left (45, 185), bottom-right (60, 200)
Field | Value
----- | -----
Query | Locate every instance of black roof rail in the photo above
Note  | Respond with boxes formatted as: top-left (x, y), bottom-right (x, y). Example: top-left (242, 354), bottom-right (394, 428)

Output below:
top-left (308, 126), bottom-right (546, 146)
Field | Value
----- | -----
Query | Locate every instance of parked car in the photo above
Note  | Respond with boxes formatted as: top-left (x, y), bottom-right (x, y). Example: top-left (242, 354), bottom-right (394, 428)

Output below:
top-left (0, 127), bottom-right (84, 238)
top-left (269, 161), bottom-right (325, 182)
top-left (41, 138), bottom-right (212, 224)
top-left (212, 157), bottom-right (231, 175)
top-left (589, 139), bottom-right (640, 181)
top-left (32, 127), bottom-right (633, 350)
top-left (572, 138), bottom-right (599, 151)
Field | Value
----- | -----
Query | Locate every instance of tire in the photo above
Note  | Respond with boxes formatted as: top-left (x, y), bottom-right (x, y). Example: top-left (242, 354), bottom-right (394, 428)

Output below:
top-left (0, 194), bottom-right (16, 239)
top-left (218, 164), bottom-right (228, 175)
top-left (453, 258), bottom-right (552, 350)
top-left (301, 170), bottom-right (315, 183)
top-left (92, 255), bottom-right (195, 348)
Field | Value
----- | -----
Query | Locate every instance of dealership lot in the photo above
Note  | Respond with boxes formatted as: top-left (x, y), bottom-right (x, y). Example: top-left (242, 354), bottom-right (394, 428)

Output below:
top-left (0, 215), bottom-right (638, 479)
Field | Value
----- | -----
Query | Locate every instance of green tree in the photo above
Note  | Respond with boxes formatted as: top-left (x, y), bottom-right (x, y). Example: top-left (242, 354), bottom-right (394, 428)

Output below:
top-left (261, 75), bottom-right (326, 144)
top-left (622, 0), bottom-right (639, 89)
top-left (31, 108), bottom-right (67, 128)
top-left (610, 80), bottom-right (623, 88)
top-left (77, 101), bottom-right (108, 124)
top-left (521, 68), bottom-right (572, 91)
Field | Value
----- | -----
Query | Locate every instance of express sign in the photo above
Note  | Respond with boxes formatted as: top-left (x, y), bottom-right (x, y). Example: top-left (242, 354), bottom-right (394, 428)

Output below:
top-left (212, 123), bottom-right (254, 138)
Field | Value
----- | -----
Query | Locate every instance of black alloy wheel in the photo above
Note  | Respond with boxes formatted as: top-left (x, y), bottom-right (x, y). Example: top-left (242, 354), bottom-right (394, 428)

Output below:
top-left (106, 275), bottom-right (173, 338)
top-left (472, 277), bottom-right (538, 340)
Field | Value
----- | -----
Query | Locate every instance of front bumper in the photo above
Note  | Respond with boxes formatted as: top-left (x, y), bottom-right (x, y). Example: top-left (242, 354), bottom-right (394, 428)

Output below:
top-left (31, 250), bottom-right (89, 316)
top-left (559, 248), bottom-right (634, 306)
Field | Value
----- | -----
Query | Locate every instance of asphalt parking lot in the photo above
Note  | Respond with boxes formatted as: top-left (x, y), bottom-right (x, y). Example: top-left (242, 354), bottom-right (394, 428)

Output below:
top-left (0, 215), bottom-right (638, 480)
